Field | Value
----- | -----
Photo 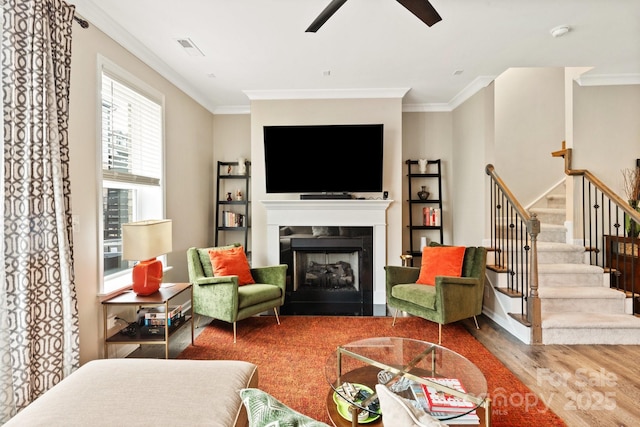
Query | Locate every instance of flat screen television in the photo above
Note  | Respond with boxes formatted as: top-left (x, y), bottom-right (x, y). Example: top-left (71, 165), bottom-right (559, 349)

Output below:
top-left (263, 124), bottom-right (384, 195)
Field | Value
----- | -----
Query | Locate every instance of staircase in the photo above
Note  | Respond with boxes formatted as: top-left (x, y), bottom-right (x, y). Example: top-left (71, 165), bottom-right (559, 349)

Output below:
top-left (484, 186), bottom-right (640, 344)
top-left (532, 190), bottom-right (640, 344)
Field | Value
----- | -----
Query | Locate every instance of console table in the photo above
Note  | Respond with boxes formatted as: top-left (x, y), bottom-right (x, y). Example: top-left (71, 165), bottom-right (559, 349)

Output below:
top-left (102, 283), bottom-right (194, 359)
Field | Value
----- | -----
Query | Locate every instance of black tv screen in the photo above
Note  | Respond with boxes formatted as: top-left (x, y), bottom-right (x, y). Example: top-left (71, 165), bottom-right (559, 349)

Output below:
top-left (263, 124), bottom-right (384, 194)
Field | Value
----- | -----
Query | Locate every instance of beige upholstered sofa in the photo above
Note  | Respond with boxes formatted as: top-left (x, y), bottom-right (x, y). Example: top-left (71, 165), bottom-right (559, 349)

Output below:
top-left (4, 358), bottom-right (258, 426)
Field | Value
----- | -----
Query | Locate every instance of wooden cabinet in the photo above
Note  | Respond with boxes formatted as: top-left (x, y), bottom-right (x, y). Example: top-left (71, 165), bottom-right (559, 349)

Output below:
top-left (604, 235), bottom-right (640, 294)
top-left (405, 159), bottom-right (444, 261)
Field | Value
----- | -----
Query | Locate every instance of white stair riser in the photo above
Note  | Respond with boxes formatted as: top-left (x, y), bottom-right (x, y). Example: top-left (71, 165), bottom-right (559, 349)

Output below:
top-left (538, 272), bottom-right (604, 287)
top-left (538, 229), bottom-right (567, 242)
top-left (546, 197), bottom-right (566, 209)
top-left (531, 209), bottom-right (566, 225)
top-left (537, 250), bottom-right (584, 264)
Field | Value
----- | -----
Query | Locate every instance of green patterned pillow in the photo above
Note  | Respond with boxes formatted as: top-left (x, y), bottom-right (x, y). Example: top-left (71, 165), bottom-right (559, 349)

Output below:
top-left (239, 388), bottom-right (330, 427)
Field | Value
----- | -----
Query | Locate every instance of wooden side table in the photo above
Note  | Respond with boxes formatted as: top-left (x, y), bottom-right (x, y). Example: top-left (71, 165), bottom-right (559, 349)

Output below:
top-left (102, 283), bottom-right (194, 359)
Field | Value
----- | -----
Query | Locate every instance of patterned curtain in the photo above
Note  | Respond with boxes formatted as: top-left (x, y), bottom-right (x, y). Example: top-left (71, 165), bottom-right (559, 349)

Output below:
top-left (0, 0), bottom-right (79, 422)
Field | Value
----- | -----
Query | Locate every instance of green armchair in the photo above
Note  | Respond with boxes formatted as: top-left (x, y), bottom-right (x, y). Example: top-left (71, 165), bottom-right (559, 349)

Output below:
top-left (187, 245), bottom-right (287, 342)
top-left (384, 246), bottom-right (487, 344)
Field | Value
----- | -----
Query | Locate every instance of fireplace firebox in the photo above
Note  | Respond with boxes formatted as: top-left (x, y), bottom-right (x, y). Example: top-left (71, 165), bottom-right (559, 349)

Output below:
top-left (279, 227), bottom-right (373, 315)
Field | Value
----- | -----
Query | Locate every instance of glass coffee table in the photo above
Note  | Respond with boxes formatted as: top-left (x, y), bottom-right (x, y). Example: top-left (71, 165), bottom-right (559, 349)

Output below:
top-left (324, 337), bottom-right (490, 427)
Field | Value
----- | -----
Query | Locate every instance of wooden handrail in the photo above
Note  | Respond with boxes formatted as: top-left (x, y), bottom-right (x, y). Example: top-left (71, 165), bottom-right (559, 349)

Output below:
top-left (552, 144), bottom-right (640, 223)
top-left (485, 164), bottom-right (531, 222)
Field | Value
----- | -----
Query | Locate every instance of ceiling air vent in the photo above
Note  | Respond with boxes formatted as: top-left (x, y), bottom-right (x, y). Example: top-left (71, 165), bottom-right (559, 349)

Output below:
top-left (176, 38), bottom-right (204, 57)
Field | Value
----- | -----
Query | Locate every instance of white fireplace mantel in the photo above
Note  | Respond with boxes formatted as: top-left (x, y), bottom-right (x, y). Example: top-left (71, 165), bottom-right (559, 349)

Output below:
top-left (262, 199), bottom-right (392, 314)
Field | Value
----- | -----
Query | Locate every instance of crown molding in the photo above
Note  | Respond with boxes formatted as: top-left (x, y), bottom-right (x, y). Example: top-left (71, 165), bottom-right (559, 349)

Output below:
top-left (401, 76), bottom-right (496, 113)
top-left (575, 73), bottom-right (640, 87)
top-left (213, 105), bottom-right (251, 115)
top-left (243, 88), bottom-right (410, 101)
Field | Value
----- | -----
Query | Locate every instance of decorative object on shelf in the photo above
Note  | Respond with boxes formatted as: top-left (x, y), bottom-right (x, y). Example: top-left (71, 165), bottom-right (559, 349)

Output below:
top-left (237, 157), bottom-right (247, 175)
top-left (400, 254), bottom-right (413, 267)
top-left (227, 164), bottom-right (232, 175)
top-left (236, 189), bottom-right (243, 201)
top-left (226, 192), bottom-right (232, 201)
top-left (418, 158), bottom-right (428, 173)
top-left (122, 219), bottom-right (172, 296)
top-left (622, 167), bottom-right (640, 237)
top-left (420, 236), bottom-right (428, 251)
top-left (417, 185), bottom-right (429, 200)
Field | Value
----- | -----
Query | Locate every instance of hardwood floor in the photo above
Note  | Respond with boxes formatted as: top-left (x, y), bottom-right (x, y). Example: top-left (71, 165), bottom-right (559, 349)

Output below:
top-left (127, 315), bottom-right (640, 426)
top-left (461, 315), bottom-right (640, 427)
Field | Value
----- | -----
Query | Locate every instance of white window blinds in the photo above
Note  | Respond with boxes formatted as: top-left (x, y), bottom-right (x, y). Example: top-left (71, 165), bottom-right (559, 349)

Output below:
top-left (101, 73), bottom-right (162, 186)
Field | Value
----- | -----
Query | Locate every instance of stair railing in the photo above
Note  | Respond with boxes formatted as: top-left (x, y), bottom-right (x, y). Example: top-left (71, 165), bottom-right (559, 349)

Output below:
top-left (485, 164), bottom-right (542, 344)
top-left (553, 144), bottom-right (640, 315)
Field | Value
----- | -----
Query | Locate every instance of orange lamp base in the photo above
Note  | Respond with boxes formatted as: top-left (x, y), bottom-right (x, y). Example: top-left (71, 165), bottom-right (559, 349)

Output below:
top-left (132, 258), bottom-right (163, 296)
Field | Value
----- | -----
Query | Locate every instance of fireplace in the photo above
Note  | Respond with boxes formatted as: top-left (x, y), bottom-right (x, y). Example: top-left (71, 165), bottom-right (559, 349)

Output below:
top-left (280, 231), bottom-right (373, 315)
top-left (262, 199), bottom-right (392, 316)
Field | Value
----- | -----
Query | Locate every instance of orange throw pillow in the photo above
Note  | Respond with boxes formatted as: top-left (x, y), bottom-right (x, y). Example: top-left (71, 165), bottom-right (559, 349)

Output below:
top-left (208, 246), bottom-right (255, 285)
top-left (416, 246), bottom-right (466, 286)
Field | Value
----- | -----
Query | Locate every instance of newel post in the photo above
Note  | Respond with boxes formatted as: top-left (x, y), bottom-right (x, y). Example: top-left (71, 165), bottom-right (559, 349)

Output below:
top-left (527, 213), bottom-right (542, 344)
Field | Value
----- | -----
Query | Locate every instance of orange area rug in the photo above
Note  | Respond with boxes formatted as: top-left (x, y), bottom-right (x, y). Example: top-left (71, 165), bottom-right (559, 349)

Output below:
top-left (178, 315), bottom-right (565, 426)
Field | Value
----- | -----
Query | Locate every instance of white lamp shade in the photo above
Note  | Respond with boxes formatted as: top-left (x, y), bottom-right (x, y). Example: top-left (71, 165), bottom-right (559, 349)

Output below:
top-left (122, 219), bottom-right (172, 261)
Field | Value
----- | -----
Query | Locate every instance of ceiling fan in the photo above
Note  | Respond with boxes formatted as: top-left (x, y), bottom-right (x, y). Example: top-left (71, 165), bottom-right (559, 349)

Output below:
top-left (306, 0), bottom-right (442, 32)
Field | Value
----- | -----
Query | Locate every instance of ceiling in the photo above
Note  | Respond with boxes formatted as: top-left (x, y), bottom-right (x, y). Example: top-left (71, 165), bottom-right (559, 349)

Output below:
top-left (73, 0), bottom-right (640, 114)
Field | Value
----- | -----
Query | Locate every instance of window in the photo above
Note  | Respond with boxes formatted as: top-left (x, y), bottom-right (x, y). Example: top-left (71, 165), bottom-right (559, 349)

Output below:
top-left (99, 61), bottom-right (165, 294)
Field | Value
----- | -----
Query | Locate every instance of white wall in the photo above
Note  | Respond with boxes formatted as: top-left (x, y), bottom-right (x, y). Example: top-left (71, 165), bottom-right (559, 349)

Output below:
top-left (573, 84), bottom-right (640, 194)
top-left (401, 112), bottom-right (454, 247)
top-left (212, 114), bottom-right (252, 247)
top-left (452, 85), bottom-right (495, 246)
top-left (69, 23), bottom-right (213, 363)
top-left (494, 68), bottom-right (566, 206)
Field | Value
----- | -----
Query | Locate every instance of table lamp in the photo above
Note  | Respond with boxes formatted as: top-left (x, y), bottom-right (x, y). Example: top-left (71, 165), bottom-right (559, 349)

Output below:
top-left (122, 219), bottom-right (172, 296)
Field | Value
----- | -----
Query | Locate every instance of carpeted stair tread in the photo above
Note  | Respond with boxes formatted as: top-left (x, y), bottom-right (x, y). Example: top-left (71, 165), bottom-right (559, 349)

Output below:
top-left (542, 312), bottom-right (640, 329)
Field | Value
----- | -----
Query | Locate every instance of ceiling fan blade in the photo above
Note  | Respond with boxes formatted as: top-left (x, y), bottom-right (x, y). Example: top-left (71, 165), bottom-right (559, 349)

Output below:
top-left (396, 0), bottom-right (442, 27)
top-left (306, 0), bottom-right (349, 33)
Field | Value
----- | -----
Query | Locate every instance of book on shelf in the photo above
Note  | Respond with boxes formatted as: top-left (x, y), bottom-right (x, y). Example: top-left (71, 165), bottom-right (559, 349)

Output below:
top-left (222, 211), bottom-right (245, 227)
top-left (144, 314), bottom-right (181, 326)
top-left (422, 207), bottom-right (441, 226)
top-left (144, 305), bottom-right (182, 319)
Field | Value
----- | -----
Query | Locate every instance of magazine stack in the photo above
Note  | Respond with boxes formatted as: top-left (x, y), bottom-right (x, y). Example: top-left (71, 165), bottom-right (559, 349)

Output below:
top-left (410, 377), bottom-right (480, 425)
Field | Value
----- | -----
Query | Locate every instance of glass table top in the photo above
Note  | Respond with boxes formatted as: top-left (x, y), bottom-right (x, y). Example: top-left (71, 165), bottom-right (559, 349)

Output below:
top-left (324, 337), bottom-right (488, 424)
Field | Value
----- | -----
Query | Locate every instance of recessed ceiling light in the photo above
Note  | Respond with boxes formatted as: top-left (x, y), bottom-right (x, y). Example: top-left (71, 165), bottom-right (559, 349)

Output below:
top-left (322, 70), bottom-right (331, 77)
top-left (550, 25), bottom-right (571, 38)
top-left (453, 70), bottom-right (464, 76)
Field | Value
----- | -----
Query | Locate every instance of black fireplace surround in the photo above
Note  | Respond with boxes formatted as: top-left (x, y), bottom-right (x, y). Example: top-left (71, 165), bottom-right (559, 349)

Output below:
top-left (279, 226), bottom-right (373, 315)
